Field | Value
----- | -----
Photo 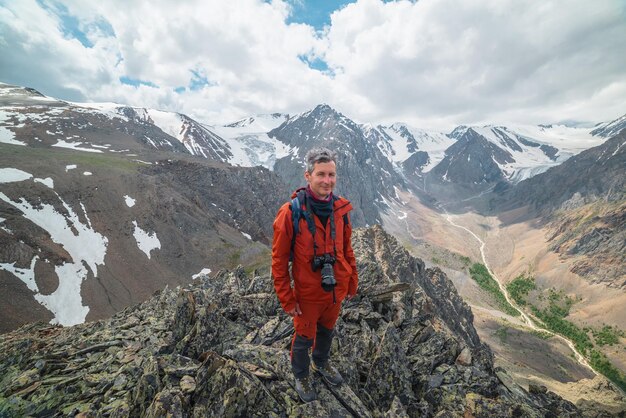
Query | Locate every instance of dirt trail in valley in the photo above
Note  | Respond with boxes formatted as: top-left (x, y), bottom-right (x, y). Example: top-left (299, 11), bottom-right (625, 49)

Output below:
top-left (434, 199), bottom-right (596, 374)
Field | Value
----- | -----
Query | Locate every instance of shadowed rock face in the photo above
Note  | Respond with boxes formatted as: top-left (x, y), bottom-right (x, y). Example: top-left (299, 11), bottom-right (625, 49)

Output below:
top-left (430, 129), bottom-right (512, 185)
top-left (0, 226), bottom-right (580, 417)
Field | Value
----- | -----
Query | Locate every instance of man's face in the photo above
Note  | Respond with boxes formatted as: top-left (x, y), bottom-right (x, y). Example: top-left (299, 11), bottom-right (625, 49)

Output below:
top-left (305, 160), bottom-right (337, 199)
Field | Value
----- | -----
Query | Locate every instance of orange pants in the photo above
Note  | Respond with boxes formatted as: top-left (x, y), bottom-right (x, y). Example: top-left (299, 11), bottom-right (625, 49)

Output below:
top-left (293, 301), bottom-right (341, 339)
top-left (290, 301), bottom-right (341, 378)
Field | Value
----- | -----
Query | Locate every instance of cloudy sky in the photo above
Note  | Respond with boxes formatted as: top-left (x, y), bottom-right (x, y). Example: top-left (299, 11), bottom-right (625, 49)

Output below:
top-left (1, 0), bottom-right (625, 130)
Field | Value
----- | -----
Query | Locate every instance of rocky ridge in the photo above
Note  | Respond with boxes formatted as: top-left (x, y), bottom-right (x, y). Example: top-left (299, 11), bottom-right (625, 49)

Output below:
top-left (0, 227), bottom-right (582, 417)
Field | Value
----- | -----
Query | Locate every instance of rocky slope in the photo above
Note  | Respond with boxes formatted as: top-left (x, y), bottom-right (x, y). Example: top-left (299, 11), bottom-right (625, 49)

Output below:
top-left (547, 200), bottom-right (626, 288)
top-left (0, 227), bottom-right (583, 417)
top-left (0, 83), bottom-right (287, 332)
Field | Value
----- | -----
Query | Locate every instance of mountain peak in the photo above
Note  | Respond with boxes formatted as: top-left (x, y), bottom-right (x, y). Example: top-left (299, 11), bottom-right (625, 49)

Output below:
top-left (315, 103), bottom-right (334, 111)
top-left (303, 103), bottom-right (343, 120)
top-left (448, 125), bottom-right (469, 139)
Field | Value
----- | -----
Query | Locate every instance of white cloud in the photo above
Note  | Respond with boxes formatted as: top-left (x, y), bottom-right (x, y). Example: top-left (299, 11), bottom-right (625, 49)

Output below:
top-left (323, 0), bottom-right (626, 128)
top-left (1, 0), bottom-right (624, 130)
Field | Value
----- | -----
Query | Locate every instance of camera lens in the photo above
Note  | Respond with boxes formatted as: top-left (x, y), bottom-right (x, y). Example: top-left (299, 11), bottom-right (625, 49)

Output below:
top-left (321, 263), bottom-right (336, 292)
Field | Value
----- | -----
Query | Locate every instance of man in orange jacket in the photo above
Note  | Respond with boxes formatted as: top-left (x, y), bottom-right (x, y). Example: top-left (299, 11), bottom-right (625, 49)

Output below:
top-left (272, 147), bottom-right (358, 402)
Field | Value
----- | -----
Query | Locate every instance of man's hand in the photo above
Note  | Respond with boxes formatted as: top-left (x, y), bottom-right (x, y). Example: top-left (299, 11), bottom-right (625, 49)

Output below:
top-left (286, 303), bottom-right (302, 317)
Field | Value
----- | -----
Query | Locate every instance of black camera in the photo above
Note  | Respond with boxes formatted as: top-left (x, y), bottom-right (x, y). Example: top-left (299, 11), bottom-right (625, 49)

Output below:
top-left (312, 254), bottom-right (336, 292)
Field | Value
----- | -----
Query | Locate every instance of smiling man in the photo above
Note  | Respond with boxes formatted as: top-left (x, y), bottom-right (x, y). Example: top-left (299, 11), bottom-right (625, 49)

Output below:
top-left (271, 147), bottom-right (358, 402)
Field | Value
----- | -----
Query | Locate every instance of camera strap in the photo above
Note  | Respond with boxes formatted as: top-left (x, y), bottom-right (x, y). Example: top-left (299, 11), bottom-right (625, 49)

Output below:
top-left (328, 211), bottom-right (338, 259)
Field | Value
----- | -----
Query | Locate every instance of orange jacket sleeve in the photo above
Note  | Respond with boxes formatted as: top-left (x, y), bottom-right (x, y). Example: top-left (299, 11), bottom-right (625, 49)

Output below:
top-left (271, 203), bottom-right (297, 312)
top-left (343, 214), bottom-right (358, 296)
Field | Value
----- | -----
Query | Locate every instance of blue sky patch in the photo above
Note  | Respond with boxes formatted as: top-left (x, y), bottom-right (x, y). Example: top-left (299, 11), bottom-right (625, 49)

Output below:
top-left (35, 0), bottom-right (115, 47)
top-left (84, 17), bottom-right (115, 38)
top-left (174, 86), bottom-right (186, 94)
top-left (36, 0), bottom-right (93, 47)
top-left (286, 1), bottom-right (356, 31)
top-left (299, 54), bottom-right (331, 74)
top-left (189, 70), bottom-right (216, 91)
top-left (120, 76), bottom-right (158, 88)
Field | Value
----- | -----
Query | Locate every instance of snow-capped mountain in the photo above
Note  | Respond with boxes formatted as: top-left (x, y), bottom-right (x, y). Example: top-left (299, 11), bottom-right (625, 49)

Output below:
top-left (211, 113), bottom-right (294, 168)
top-left (368, 123), bottom-right (455, 173)
top-left (63, 101), bottom-right (234, 161)
top-left (590, 113), bottom-right (626, 138)
top-left (1, 80), bottom-right (622, 332)
top-left (429, 124), bottom-right (604, 185)
top-left (130, 108), bottom-right (232, 161)
top-left (491, 130), bottom-right (626, 288)
top-left (2, 79), bottom-right (614, 196)
top-left (268, 104), bottom-right (405, 225)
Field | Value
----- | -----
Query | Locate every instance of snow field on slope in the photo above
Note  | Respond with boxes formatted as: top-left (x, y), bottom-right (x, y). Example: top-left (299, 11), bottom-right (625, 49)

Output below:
top-left (213, 119), bottom-right (299, 169)
top-left (507, 124), bottom-right (603, 154)
top-left (132, 221), bottom-right (161, 259)
top-left (0, 180), bottom-right (108, 326)
top-left (378, 124), bottom-right (455, 172)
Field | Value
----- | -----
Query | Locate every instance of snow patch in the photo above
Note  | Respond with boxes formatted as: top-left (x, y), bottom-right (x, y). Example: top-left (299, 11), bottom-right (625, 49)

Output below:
top-left (53, 140), bottom-right (103, 153)
top-left (34, 177), bottom-right (54, 188)
top-left (0, 168), bottom-right (32, 183)
top-left (0, 216), bottom-right (11, 233)
top-left (124, 195), bottom-right (136, 207)
top-left (132, 221), bottom-right (161, 259)
top-left (83, 171), bottom-right (92, 176)
top-left (0, 256), bottom-right (39, 292)
top-left (192, 268), bottom-right (212, 280)
top-left (69, 102), bottom-right (127, 121)
top-left (0, 126), bottom-right (25, 146)
top-left (145, 109), bottom-right (182, 138)
top-left (0, 193), bottom-right (108, 326)
top-left (213, 118), bottom-right (298, 169)
top-left (611, 139), bottom-right (625, 157)
top-left (241, 232), bottom-right (252, 240)
top-left (65, 164), bottom-right (77, 171)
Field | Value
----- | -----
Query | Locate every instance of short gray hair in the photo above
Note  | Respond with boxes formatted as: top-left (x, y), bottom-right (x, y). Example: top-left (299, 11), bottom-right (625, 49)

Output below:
top-left (305, 147), bottom-right (337, 173)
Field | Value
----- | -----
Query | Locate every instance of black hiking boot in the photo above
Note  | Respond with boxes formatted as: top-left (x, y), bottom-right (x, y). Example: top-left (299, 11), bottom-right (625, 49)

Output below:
top-left (295, 375), bottom-right (317, 402)
top-left (312, 361), bottom-right (344, 386)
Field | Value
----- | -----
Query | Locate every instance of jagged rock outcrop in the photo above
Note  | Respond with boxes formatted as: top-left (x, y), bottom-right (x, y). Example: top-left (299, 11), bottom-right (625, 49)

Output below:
top-left (0, 226), bottom-right (581, 417)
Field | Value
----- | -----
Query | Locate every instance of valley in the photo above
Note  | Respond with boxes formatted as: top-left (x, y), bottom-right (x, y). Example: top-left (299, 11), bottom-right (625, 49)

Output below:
top-left (382, 188), bottom-right (626, 411)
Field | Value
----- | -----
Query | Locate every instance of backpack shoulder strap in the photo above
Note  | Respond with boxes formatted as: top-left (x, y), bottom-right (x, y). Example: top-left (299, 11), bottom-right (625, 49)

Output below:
top-left (289, 189), bottom-right (311, 261)
top-left (289, 196), bottom-right (300, 262)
